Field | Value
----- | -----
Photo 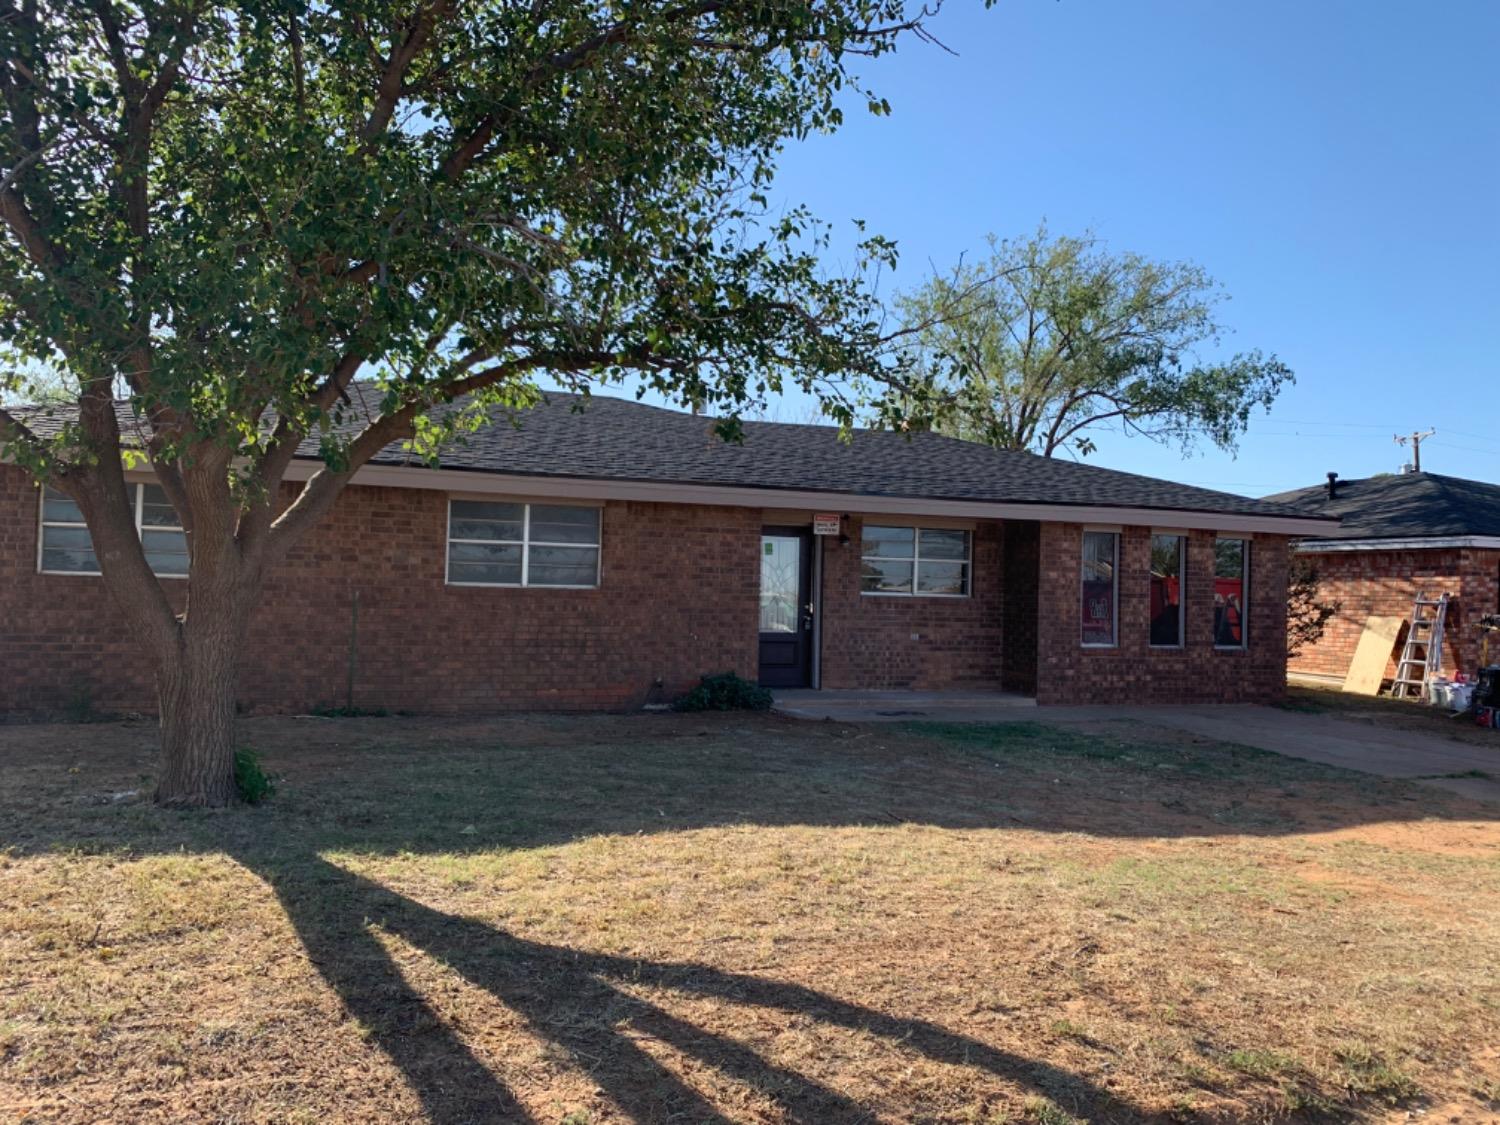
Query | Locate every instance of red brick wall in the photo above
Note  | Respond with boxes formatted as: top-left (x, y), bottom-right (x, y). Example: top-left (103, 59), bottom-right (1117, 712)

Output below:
top-left (1, 464), bottom-right (1297, 713)
top-left (1462, 550), bottom-right (1500, 663)
top-left (0, 467), bottom-right (172, 715)
top-left (1033, 523), bottom-right (1289, 705)
top-left (0, 466), bottom-right (759, 715)
top-left (1287, 547), bottom-right (1500, 682)
top-left (817, 516), bottom-right (1005, 691)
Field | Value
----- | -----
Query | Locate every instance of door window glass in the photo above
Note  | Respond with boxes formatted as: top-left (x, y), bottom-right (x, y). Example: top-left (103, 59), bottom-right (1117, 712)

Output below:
top-left (759, 536), bottom-right (800, 633)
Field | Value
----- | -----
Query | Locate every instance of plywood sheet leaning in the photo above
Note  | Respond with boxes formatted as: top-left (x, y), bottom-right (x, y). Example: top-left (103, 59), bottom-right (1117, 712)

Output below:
top-left (1342, 616), bottom-right (1406, 696)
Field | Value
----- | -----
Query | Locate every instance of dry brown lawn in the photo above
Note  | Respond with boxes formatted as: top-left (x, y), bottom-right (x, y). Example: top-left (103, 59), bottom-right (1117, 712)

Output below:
top-left (1, 711), bottom-right (1498, 1124)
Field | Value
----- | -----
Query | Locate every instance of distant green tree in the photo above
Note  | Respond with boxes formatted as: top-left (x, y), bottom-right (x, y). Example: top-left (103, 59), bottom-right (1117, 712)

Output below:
top-left (894, 226), bottom-right (1293, 456)
top-left (0, 0), bottom-right (950, 807)
top-left (0, 364), bottom-right (69, 405)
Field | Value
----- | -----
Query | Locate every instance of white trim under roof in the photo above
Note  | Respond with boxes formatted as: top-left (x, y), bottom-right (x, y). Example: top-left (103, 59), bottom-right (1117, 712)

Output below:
top-left (1294, 535), bottom-right (1500, 553)
top-left (261, 460), bottom-right (1340, 536)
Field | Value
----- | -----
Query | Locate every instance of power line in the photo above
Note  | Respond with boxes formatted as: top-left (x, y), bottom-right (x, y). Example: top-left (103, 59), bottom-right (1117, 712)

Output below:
top-left (1426, 433), bottom-right (1500, 450)
top-left (1394, 428), bottom-right (1437, 472)
top-left (1253, 420), bottom-right (1500, 447)
top-left (1431, 428), bottom-right (1500, 448)
top-left (1424, 437), bottom-right (1500, 456)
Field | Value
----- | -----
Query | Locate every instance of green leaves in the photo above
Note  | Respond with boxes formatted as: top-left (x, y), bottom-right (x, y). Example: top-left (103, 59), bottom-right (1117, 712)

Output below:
top-left (0, 0), bottom-right (943, 487)
top-left (895, 224), bottom-right (1294, 458)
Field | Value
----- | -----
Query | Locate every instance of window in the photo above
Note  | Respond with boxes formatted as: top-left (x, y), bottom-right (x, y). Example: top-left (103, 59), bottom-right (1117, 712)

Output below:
top-left (860, 525), bottom-right (971, 596)
top-left (1214, 537), bottom-right (1249, 648)
top-left (1149, 534), bottom-right (1185, 648)
top-left (447, 500), bottom-right (600, 587)
top-left (1080, 530), bottom-right (1118, 646)
top-left (39, 484), bottom-right (188, 577)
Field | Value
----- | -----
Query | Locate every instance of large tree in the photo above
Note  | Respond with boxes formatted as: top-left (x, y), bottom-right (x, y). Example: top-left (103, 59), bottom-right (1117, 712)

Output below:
top-left (0, 0), bottom-right (942, 806)
top-left (895, 226), bottom-right (1293, 457)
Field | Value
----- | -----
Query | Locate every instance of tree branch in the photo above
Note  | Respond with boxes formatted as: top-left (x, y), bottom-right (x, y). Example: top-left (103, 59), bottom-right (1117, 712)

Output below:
top-left (71, 383), bottom-right (181, 655)
top-left (0, 185), bottom-right (65, 271)
top-left (0, 129), bottom-right (71, 194)
top-left (85, 0), bottom-right (142, 106)
top-left (436, 0), bottom-right (728, 184)
top-left (266, 351), bottom-right (364, 473)
top-left (359, 0), bottom-right (451, 144)
top-left (1044, 396), bottom-right (1141, 456)
top-left (261, 345), bottom-right (642, 561)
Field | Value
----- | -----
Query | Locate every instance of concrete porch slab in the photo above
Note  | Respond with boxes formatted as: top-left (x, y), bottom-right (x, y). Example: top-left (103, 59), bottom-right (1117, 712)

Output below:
top-left (771, 689), bottom-right (1037, 722)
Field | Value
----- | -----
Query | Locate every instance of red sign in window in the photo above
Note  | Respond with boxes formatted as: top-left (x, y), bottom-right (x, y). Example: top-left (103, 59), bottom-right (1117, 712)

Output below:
top-left (1082, 579), bottom-right (1116, 645)
top-left (1081, 531), bottom-right (1118, 646)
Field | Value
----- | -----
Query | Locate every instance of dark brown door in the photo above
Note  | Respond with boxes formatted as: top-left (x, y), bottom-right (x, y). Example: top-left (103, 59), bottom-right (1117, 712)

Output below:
top-left (758, 528), bottom-right (814, 688)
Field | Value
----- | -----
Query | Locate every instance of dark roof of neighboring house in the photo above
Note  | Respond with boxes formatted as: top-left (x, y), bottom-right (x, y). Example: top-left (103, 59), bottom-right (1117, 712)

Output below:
top-left (1264, 471), bottom-right (1500, 539)
top-left (13, 391), bottom-right (1327, 522)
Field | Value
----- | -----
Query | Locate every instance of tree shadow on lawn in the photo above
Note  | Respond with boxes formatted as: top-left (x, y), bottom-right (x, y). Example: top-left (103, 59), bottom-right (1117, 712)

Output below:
top-left (2, 713), bottom-right (1492, 860)
top-left (259, 715), bottom-right (1498, 855)
top-left (239, 847), bottom-right (1144, 1124)
top-left (3, 714), bottom-right (1493, 1121)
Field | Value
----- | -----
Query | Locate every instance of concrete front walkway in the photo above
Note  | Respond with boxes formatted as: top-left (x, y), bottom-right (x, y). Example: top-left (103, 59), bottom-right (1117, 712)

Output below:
top-left (1078, 704), bottom-right (1500, 805)
top-left (773, 692), bottom-right (1500, 804)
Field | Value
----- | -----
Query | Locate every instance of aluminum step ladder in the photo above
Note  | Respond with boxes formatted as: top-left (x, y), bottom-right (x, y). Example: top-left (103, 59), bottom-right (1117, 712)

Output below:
top-left (1391, 592), bottom-right (1449, 700)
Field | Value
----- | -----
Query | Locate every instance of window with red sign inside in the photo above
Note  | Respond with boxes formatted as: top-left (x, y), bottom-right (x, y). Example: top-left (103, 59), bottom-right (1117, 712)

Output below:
top-left (1150, 534), bottom-right (1185, 648)
top-left (1213, 538), bottom-right (1249, 648)
top-left (1081, 531), bottom-right (1118, 646)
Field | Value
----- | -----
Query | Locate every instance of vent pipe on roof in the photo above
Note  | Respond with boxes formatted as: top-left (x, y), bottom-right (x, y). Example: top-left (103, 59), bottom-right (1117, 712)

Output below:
top-left (1326, 471), bottom-right (1339, 500)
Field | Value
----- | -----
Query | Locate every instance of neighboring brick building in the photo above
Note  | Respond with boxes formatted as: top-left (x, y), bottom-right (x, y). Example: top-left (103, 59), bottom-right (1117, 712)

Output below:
top-left (1, 394), bottom-right (1330, 716)
top-left (1267, 472), bottom-right (1500, 686)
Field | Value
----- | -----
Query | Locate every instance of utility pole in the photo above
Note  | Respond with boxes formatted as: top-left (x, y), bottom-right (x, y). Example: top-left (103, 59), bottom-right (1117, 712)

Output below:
top-left (1394, 428), bottom-right (1436, 473)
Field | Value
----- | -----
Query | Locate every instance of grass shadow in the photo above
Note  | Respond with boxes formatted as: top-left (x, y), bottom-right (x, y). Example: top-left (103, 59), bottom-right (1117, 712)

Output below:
top-left (2, 713), bottom-right (1486, 863)
top-left (3, 713), bottom-right (1495, 1119)
top-left (242, 846), bottom-right (1145, 1123)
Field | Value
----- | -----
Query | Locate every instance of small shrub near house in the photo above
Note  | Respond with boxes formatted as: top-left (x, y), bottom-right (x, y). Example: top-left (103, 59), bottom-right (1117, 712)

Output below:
top-left (673, 673), bottom-right (774, 713)
top-left (233, 748), bottom-right (275, 804)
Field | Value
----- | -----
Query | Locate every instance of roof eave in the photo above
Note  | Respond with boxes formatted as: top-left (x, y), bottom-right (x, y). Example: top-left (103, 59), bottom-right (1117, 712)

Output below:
top-left (1294, 534), bottom-right (1500, 552)
top-left (280, 459), bottom-right (1337, 536)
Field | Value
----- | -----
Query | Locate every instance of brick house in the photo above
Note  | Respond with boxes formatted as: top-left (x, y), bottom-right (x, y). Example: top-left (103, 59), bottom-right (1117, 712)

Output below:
top-left (1266, 472), bottom-right (1500, 685)
top-left (1, 394), bottom-right (1331, 716)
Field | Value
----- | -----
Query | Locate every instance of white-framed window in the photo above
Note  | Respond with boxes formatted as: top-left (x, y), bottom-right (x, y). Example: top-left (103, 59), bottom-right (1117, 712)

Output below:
top-left (1214, 537), bottom-right (1250, 649)
top-left (1149, 533), bottom-right (1186, 649)
top-left (860, 525), bottom-right (971, 596)
top-left (38, 484), bottom-right (188, 578)
top-left (1080, 530), bottom-right (1119, 647)
top-left (446, 499), bottom-right (601, 588)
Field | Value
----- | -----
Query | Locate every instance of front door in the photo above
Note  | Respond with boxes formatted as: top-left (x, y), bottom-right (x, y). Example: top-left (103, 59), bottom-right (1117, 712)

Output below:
top-left (758, 528), bottom-right (814, 688)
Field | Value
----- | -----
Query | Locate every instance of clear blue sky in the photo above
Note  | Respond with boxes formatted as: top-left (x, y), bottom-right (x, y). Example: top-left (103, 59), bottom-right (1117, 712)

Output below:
top-left (604, 0), bottom-right (1500, 497)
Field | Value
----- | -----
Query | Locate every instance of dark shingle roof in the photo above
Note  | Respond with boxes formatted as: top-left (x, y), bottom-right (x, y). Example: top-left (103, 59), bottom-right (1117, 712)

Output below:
top-left (1264, 472), bottom-right (1500, 539)
top-left (379, 393), bottom-right (1327, 520)
top-left (13, 391), bottom-right (1326, 522)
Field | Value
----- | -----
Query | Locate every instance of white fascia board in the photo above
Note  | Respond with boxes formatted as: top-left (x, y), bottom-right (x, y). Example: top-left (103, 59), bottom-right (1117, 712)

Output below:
top-left (1294, 535), bottom-right (1500, 553)
top-left (272, 460), bottom-right (1338, 536)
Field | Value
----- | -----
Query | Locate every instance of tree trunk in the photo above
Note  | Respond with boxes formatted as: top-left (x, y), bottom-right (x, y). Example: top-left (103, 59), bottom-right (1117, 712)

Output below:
top-left (154, 599), bottom-right (247, 808)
